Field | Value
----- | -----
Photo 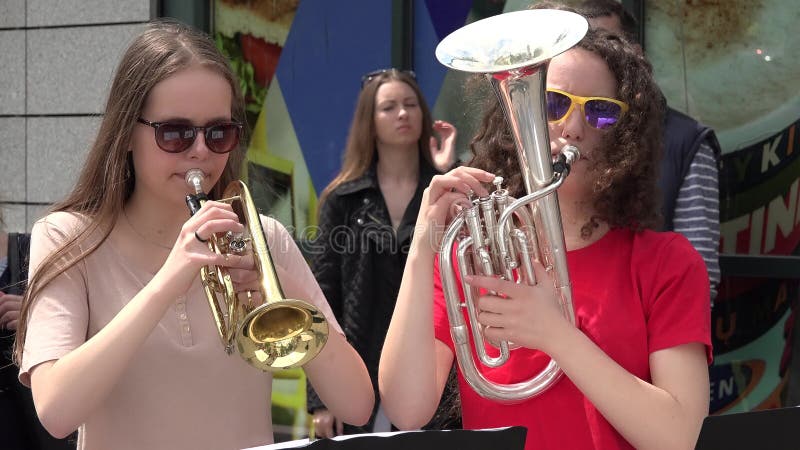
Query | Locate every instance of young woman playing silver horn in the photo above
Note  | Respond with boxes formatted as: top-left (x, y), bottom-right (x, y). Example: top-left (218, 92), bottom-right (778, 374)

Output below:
top-left (14, 19), bottom-right (372, 450)
top-left (379, 24), bottom-right (711, 450)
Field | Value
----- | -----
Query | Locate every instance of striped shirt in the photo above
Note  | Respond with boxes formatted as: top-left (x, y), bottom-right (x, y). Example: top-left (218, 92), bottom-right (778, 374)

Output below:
top-left (672, 141), bottom-right (720, 304)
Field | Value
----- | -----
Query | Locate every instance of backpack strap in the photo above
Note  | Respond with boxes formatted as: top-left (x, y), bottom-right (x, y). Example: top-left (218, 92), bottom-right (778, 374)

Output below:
top-left (6, 232), bottom-right (31, 294)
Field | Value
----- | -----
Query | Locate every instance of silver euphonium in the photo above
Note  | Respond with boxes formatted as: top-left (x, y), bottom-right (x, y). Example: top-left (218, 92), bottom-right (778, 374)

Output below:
top-left (435, 9), bottom-right (588, 402)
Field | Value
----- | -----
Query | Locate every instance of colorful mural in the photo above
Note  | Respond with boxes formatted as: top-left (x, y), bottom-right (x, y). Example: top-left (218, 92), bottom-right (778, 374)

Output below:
top-left (213, 0), bottom-right (473, 239)
top-left (212, 0), bottom-right (799, 435)
top-left (211, 0), bottom-right (475, 439)
top-left (646, 0), bottom-right (800, 414)
top-left (711, 120), bottom-right (799, 413)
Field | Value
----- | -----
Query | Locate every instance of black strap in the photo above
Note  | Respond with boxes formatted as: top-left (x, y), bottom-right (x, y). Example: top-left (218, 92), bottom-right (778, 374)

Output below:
top-left (185, 193), bottom-right (207, 216)
top-left (5, 233), bottom-right (30, 295)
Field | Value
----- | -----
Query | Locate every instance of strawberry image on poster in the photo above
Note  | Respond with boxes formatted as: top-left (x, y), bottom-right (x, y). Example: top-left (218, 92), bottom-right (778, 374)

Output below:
top-left (240, 34), bottom-right (282, 88)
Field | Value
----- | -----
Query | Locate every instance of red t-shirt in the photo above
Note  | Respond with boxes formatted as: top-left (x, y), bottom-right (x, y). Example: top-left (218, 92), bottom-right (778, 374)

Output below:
top-left (433, 228), bottom-right (712, 450)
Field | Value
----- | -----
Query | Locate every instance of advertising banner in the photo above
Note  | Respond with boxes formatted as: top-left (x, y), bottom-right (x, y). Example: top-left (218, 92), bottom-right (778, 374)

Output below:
top-left (712, 120), bottom-right (799, 413)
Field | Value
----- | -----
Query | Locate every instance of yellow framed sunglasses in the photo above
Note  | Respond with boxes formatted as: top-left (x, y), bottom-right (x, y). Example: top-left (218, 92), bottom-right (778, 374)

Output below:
top-left (545, 88), bottom-right (629, 130)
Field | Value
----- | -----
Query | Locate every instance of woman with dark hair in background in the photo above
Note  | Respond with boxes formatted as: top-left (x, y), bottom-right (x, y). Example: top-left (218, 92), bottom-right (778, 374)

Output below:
top-left (308, 68), bottom-right (458, 437)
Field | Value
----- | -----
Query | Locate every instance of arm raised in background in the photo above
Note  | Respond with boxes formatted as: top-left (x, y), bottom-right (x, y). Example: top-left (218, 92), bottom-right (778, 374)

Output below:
top-left (429, 120), bottom-right (458, 173)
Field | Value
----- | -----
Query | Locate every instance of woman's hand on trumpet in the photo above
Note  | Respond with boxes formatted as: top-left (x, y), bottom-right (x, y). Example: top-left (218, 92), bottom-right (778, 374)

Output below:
top-left (465, 261), bottom-right (570, 354)
top-left (228, 255), bottom-right (263, 306)
top-left (227, 254), bottom-right (316, 307)
top-left (152, 200), bottom-right (245, 299)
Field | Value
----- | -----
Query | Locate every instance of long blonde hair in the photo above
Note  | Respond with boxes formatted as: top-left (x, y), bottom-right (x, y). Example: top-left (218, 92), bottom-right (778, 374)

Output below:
top-left (319, 69), bottom-right (434, 205)
top-left (14, 19), bottom-right (247, 364)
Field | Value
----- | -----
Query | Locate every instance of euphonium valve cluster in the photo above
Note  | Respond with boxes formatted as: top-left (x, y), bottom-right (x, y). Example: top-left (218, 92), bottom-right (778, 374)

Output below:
top-left (435, 9), bottom-right (588, 402)
top-left (185, 169), bottom-right (328, 372)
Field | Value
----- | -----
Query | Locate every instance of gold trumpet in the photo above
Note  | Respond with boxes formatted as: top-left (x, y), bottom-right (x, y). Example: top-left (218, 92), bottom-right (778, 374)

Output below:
top-left (185, 169), bottom-right (328, 371)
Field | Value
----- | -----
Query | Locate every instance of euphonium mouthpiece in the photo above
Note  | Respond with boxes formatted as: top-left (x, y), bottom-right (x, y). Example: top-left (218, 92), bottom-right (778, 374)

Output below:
top-left (553, 146), bottom-right (581, 177)
top-left (562, 145), bottom-right (580, 164)
top-left (185, 169), bottom-right (205, 194)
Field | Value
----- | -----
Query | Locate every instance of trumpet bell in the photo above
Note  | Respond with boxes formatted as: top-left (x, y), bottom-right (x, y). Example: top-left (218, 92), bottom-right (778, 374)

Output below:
top-left (237, 299), bottom-right (329, 370)
top-left (185, 172), bottom-right (330, 372)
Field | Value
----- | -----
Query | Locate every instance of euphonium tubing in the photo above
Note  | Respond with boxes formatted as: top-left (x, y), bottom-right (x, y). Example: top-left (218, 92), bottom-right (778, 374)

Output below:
top-left (185, 169), bottom-right (328, 371)
top-left (434, 9), bottom-right (587, 403)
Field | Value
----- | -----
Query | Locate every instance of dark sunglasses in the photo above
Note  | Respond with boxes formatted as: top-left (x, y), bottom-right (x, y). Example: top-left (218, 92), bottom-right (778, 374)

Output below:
top-left (137, 118), bottom-right (242, 154)
top-left (545, 89), bottom-right (629, 130)
top-left (360, 68), bottom-right (416, 89)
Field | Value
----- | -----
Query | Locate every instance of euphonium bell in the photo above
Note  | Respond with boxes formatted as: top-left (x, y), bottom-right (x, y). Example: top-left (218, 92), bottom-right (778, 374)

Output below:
top-left (434, 9), bottom-right (587, 403)
top-left (185, 169), bottom-right (328, 371)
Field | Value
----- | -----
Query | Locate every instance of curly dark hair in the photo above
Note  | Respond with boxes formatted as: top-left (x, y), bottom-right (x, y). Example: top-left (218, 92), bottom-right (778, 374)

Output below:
top-left (468, 28), bottom-right (664, 237)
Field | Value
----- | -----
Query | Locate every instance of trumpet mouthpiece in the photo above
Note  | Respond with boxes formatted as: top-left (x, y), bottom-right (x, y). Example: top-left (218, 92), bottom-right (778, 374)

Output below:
top-left (185, 169), bottom-right (205, 194)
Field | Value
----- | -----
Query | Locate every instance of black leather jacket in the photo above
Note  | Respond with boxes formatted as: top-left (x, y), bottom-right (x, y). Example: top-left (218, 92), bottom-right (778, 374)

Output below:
top-left (1, 233), bottom-right (76, 448)
top-left (306, 158), bottom-right (437, 432)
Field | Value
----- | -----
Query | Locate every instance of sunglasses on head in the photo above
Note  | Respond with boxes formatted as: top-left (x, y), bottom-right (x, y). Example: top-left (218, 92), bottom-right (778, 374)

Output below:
top-left (137, 118), bottom-right (242, 154)
top-left (545, 89), bottom-right (629, 130)
top-left (360, 68), bottom-right (416, 89)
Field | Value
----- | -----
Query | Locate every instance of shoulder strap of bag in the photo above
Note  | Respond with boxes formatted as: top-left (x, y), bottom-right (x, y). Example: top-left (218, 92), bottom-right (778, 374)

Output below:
top-left (7, 232), bottom-right (31, 292)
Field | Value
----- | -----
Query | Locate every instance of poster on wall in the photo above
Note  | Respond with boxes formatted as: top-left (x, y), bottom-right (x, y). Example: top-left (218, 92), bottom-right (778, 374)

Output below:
top-left (215, 0), bottom-right (295, 122)
top-left (213, 0), bottom-right (307, 441)
top-left (646, 0), bottom-right (800, 414)
top-left (210, 0), bottom-right (422, 243)
top-left (646, 0), bottom-right (800, 153)
top-left (712, 121), bottom-right (799, 413)
top-left (214, 0), bottom-right (301, 234)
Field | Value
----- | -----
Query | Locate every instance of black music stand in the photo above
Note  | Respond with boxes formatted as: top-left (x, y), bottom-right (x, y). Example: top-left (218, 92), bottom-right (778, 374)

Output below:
top-left (246, 427), bottom-right (527, 450)
top-left (695, 407), bottom-right (799, 450)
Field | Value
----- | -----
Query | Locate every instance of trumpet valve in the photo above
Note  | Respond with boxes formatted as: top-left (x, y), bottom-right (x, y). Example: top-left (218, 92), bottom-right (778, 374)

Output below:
top-left (224, 231), bottom-right (249, 254)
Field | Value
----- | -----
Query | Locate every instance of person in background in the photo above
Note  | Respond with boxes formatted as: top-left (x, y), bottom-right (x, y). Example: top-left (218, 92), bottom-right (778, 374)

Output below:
top-left (576, 0), bottom-right (722, 304)
top-left (379, 25), bottom-right (712, 450)
top-left (14, 19), bottom-right (373, 450)
top-left (1, 219), bottom-right (74, 450)
top-left (307, 68), bottom-right (458, 437)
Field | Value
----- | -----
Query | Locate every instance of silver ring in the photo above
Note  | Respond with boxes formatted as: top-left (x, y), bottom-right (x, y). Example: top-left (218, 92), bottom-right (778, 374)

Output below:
top-left (194, 230), bottom-right (208, 243)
